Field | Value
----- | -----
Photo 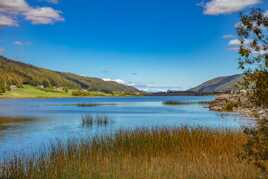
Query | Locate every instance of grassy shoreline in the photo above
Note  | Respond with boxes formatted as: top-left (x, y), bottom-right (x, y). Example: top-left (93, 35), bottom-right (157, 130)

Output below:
top-left (0, 127), bottom-right (259, 178)
top-left (0, 85), bottom-right (141, 99)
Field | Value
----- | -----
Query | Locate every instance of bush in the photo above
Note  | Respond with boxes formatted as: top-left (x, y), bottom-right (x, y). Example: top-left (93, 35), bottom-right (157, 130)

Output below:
top-left (242, 116), bottom-right (268, 176)
top-left (223, 101), bottom-right (237, 112)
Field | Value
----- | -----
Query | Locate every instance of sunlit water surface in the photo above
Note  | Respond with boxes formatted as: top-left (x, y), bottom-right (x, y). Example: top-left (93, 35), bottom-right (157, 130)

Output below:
top-left (0, 96), bottom-right (254, 160)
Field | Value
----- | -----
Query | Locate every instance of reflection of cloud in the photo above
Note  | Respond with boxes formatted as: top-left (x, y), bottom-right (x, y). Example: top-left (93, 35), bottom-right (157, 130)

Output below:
top-left (203, 0), bottom-right (260, 15)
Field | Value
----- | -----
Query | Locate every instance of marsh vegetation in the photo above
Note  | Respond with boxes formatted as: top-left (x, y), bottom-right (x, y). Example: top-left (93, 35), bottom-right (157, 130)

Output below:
top-left (0, 127), bottom-right (259, 179)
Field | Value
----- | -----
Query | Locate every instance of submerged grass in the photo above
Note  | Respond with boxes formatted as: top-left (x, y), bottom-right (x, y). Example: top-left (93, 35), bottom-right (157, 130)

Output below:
top-left (0, 116), bottom-right (34, 125)
top-left (0, 127), bottom-right (259, 179)
top-left (77, 103), bottom-right (116, 107)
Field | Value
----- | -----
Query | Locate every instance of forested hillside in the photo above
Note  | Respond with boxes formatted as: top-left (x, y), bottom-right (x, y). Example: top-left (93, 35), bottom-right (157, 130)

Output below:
top-left (0, 56), bottom-right (140, 95)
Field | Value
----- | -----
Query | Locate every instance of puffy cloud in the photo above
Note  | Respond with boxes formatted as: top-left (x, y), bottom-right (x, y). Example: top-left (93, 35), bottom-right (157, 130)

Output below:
top-left (0, 15), bottom-right (18, 27)
top-left (203, 0), bottom-right (261, 15)
top-left (0, 0), bottom-right (29, 13)
top-left (228, 38), bottom-right (251, 46)
top-left (24, 7), bottom-right (64, 24)
top-left (0, 0), bottom-right (63, 27)
top-left (228, 39), bottom-right (241, 46)
top-left (102, 78), bottom-right (128, 85)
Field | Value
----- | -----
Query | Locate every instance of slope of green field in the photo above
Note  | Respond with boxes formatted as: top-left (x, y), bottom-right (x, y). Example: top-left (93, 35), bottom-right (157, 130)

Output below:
top-left (0, 56), bottom-right (140, 95)
top-left (0, 85), bottom-right (73, 98)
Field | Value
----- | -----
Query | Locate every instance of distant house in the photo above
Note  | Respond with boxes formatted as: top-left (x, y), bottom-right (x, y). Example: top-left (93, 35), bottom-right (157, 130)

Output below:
top-left (10, 85), bottom-right (17, 91)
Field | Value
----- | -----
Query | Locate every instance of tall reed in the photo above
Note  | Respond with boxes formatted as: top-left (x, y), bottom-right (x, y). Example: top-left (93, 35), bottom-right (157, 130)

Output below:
top-left (0, 127), bottom-right (260, 179)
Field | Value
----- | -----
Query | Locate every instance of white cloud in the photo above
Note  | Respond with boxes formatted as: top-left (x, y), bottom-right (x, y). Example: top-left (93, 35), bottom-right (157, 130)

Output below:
top-left (0, 0), bottom-right (64, 27)
top-left (227, 47), bottom-right (240, 52)
top-left (0, 0), bottom-right (29, 13)
top-left (13, 40), bottom-right (31, 46)
top-left (134, 83), bottom-right (182, 92)
top-left (24, 7), bottom-right (64, 24)
top-left (228, 39), bottom-right (241, 46)
top-left (0, 15), bottom-right (18, 27)
top-left (264, 10), bottom-right (268, 17)
top-left (102, 78), bottom-right (182, 92)
top-left (102, 78), bottom-right (128, 85)
top-left (0, 48), bottom-right (5, 54)
top-left (203, 0), bottom-right (261, 15)
top-left (50, 0), bottom-right (60, 4)
top-left (228, 38), bottom-right (251, 46)
top-left (223, 34), bottom-right (234, 39)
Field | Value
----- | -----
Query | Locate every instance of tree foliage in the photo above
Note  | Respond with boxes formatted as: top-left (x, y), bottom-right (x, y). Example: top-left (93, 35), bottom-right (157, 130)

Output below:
top-left (238, 9), bottom-right (268, 176)
top-left (236, 9), bottom-right (268, 107)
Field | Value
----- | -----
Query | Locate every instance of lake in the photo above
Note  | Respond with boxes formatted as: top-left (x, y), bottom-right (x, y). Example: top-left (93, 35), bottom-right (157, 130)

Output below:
top-left (0, 96), bottom-right (253, 160)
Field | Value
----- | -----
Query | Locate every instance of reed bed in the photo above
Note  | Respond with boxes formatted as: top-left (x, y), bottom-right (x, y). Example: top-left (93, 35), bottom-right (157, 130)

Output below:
top-left (81, 115), bottom-right (112, 127)
top-left (0, 127), bottom-right (260, 179)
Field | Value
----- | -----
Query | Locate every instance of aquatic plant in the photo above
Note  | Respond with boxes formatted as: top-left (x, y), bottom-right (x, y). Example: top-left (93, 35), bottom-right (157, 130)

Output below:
top-left (81, 115), bottom-right (94, 127)
top-left (81, 115), bottom-right (112, 127)
top-left (163, 100), bottom-right (209, 106)
top-left (163, 101), bottom-right (188, 105)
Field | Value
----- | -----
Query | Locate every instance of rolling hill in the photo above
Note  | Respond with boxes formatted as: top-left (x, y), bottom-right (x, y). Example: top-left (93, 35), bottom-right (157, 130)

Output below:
top-left (0, 56), bottom-right (140, 95)
top-left (188, 74), bottom-right (243, 93)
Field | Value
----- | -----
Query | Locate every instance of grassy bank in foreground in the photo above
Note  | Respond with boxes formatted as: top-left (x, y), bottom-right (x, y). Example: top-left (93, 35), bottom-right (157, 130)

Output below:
top-left (0, 85), bottom-right (136, 98)
top-left (0, 128), bottom-right (259, 179)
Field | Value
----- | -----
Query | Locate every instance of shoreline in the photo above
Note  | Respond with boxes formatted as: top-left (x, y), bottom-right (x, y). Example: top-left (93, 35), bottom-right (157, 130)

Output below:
top-left (209, 94), bottom-right (268, 120)
top-left (0, 94), bottom-right (215, 100)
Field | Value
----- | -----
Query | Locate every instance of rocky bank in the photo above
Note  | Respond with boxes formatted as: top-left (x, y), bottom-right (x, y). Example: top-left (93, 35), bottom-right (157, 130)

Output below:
top-left (209, 93), bottom-right (268, 120)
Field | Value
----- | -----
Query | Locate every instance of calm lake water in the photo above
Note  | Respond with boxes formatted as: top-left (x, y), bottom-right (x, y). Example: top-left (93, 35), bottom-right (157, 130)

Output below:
top-left (0, 96), bottom-right (253, 160)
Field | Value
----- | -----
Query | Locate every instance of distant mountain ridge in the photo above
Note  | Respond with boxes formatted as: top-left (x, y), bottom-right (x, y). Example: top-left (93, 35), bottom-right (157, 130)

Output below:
top-left (188, 74), bottom-right (243, 93)
top-left (0, 56), bottom-right (140, 94)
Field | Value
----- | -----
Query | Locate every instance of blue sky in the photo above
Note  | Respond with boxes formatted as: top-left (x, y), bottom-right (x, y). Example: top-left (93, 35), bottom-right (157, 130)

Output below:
top-left (0, 0), bottom-right (268, 91)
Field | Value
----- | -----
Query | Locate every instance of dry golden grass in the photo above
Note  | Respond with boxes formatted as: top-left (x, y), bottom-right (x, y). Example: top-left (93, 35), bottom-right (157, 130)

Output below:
top-left (0, 128), bottom-right (260, 179)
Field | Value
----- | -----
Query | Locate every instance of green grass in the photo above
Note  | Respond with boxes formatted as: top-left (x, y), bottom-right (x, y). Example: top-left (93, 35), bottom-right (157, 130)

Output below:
top-left (0, 85), bottom-right (73, 98)
top-left (0, 127), bottom-right (259, 179)
top-left (0, 85), bottom-right (135, 98)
